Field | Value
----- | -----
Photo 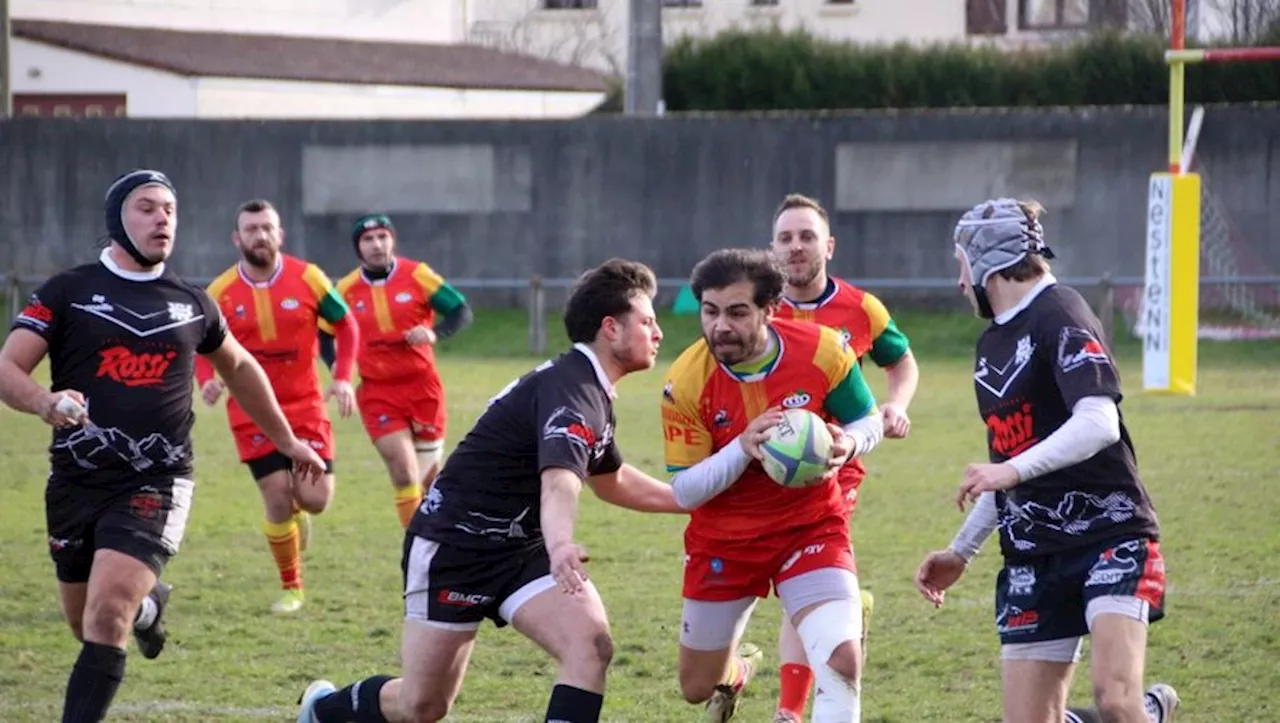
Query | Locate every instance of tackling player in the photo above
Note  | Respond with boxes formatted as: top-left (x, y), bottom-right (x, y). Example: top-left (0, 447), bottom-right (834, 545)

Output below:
top-left (914, 198), bottom-right (1179, 723)
top-left (663, 249), bottom-right (885, 723)
top-left (318, 214), bottom-right (472, 529)
top-left (769, 193), bottom-right (919, 723)
top-left (298, 259), bottom-right (684, 723)
top-left (0, 170), bottom-right (324, 722)
top-left (195, 199), bottom-right (359, 614)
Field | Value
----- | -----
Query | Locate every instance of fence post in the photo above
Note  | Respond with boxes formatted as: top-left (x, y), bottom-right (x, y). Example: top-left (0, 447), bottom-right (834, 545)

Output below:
top-left (528, 275), bottom-right (546, 356)
top-left (1099, 272), bottom-right (1115, 350)
top-left (6, 274), bottom-right (18, 320)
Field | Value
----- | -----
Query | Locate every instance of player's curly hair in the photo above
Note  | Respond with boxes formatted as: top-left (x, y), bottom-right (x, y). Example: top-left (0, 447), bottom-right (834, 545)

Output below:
top-left (564, 259), bottom-right (658, 344)
top-left (690, 248), bottom-right (784, 310)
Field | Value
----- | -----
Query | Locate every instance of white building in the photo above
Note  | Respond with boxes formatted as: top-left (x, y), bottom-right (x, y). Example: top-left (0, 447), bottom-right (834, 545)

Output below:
top-left (10, 0), bottom-right (1240, 118)
top-left (10, 0), bottom-right (609, 119)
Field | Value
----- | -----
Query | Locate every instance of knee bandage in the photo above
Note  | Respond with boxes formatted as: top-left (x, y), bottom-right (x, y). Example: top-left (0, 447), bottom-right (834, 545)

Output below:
top-left (414, 440), bottom-right (443, 480)
top-left (796, 598), bottom-right (863, 723)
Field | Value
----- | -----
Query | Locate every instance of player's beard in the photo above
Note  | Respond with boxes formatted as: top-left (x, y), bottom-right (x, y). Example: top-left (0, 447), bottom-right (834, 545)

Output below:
top-left (786, 255), bottom-right (823, 288)
top-left (706, 326), bottom-right (766, 366)
top-left (241, 245), bottom-right (277, 270)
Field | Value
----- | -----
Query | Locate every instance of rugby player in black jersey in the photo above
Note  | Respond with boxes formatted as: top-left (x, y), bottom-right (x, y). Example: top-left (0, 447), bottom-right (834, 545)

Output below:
top-left (0, 169), bottom-right (325, 723)
top-left (914, 198), bottom-right (1179, 723)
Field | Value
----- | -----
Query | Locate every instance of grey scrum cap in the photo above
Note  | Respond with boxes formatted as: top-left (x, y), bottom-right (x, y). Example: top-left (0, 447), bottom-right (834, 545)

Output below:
top-left (953, 198), bottom-right (1054, 285)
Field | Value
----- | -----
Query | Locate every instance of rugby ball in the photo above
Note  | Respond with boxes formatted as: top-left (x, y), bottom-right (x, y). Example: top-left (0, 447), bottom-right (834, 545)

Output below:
top-left (760, 408), bottom-right (833, 488)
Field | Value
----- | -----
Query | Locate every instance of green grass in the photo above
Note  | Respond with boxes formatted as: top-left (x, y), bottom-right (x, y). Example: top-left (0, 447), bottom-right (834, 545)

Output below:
top-left (1, 312), bottom-right (1277, 722)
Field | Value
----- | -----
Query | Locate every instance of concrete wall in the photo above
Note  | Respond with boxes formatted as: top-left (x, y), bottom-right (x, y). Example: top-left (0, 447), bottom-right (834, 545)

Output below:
top-left (1, 105), bottom-right (1276, 305)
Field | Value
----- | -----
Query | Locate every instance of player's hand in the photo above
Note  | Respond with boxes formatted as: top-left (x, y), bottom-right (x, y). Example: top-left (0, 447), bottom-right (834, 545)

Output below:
top-left (282, 438), bottom-right (326, 485)
top-left (405, 325), bottom-right (437, 347)
top-left (914, 548), bottom-right (968, 608)
top-left (200, 379), bottom-right (225, 406)
top-left (40, 390), bottom-right (88, 429)
top-left (957, 462), bottom-right (1020, 510)
top-left (739, 407), bottom-right (786, 461)
top-left (327, 380), bottom-right (355, 418)
top-left (548, 542), bottom-right (590, 595)
top-left (823, 422), bottom-right (855, 479)
top-left (881, 403), bottom-right (911, 439)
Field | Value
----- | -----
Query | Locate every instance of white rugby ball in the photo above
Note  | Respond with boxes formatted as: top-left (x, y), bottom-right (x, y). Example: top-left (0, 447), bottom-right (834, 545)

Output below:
top-left (760, 408), bottom-right (833, 488)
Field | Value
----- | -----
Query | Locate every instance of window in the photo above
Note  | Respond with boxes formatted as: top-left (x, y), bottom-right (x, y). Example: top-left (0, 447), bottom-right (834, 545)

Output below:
top-left (1019, 0), bottom-right (1091, 29)
top-left (542, 0), bottom-right (597, 8)
top-left (85, 104), bottom-right (105, 117)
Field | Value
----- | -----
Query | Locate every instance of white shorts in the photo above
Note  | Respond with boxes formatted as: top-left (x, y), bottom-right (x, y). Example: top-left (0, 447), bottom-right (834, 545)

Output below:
top-left (679, 568), bottom-right (858, 651)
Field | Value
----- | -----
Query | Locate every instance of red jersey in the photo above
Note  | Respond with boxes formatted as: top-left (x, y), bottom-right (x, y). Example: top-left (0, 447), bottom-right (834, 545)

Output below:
top-left (205, 255), bottom-right (349, 427)
top-left (662, 319), bottom-right (878, 543)
top-left (324, 257), bottom-right (465, 383)
top-left (775, 277), bottom-right (910, 368)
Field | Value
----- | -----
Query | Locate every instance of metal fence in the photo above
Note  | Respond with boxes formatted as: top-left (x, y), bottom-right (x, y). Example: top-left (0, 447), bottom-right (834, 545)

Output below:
top-left (5, 271), bottom-right (1276, 354)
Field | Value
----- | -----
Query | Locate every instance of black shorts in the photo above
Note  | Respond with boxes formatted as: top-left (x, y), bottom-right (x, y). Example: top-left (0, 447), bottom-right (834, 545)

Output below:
top-left (46, 475), bottom-right (195, 583)
top-left (400, 533), bottom-right (554, 630)
top-left (246, 452), bottom-right (334, 481)
top-left (995, 536), bottom-right (1166, 645)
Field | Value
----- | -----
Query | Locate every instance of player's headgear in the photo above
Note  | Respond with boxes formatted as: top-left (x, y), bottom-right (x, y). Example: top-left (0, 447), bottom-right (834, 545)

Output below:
top-left (104, 169), bottom-right (176, 268)
top-left (351, 214), bottom-right (395, 257)
top-left (952, 198), bottom-right (1055, 319)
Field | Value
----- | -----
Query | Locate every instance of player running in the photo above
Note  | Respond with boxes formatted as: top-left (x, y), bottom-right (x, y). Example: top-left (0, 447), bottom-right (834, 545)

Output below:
top-left (195, 199), bottom-right (359, 614)
top-left (318, 214), bottom-right (472, 529)
top-left (298, 259), bottom-right (685, 723)
top-left (0, 170), bottom-right (324, 722)
top-left (914, 198), bottom-right (1179, 723)
top-left (769, 193), bottom-right (919, 723)
top-left (663, 249), bottom-right (885, 723)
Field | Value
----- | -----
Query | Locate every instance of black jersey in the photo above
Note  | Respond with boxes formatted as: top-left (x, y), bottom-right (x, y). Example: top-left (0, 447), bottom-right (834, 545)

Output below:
top-left (411, 345), bottom-right (623, 550)
top-left (973, 282), bottom-right (1159, 562)
top-left (11, 252), bottom-right (227, 486)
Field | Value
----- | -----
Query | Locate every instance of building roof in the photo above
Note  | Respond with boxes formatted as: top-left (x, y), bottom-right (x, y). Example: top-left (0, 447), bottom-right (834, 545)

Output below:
top-left (14, 20), bottom-right (608, 93)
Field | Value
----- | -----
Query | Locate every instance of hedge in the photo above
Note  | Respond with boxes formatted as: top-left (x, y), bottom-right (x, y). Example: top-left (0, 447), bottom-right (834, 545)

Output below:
top-left (657, 28), bottom-right (1280, 111)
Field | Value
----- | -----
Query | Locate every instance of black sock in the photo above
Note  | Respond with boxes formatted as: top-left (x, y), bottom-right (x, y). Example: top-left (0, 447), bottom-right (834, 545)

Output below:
top-left (1065, 708), bottom-right (1103, 723)
top-left (544, 684), bottom-right (604, 723)
top-left (313, 675), bottom-right (394, 723)
top-left (61, 642), bottom-right (126, 723)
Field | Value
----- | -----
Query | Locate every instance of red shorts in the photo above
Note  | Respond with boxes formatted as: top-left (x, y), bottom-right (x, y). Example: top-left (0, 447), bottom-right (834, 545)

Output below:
top-left (683, 517), bottom-right (856, 601)
top-left (233, 416), bottom-right (333, 464)
top-left (839, 462), bottom-right (866, 515)
top-left (356, 379), bottom-right (446, 443)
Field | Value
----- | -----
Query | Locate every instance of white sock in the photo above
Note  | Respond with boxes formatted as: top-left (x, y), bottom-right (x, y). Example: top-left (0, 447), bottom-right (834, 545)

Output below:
top-left (134, 595), bottom-right (158, 630)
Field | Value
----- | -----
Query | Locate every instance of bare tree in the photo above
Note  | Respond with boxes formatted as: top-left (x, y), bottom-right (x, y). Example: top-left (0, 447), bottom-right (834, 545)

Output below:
top-left (1202, 0), bottom-right (1280, 42)
top-left (469, 5), bottom-right (625, 77)
top-left (1128, 0), bottom-right (1175, 35)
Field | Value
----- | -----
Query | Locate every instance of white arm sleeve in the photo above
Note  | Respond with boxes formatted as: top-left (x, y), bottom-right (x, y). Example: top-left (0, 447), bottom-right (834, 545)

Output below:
top-left (948, 491), bottom-right (999, 562)
top-left (1006, 395), bottom-right (1121, 482)
top-left (842, 414), bottom-right (885, 458)
top-left (670, 440), bottom-right (752, 511)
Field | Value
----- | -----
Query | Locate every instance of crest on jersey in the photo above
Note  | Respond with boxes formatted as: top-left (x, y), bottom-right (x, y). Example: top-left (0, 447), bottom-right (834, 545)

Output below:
top-left (975, 334), bottom-right (1035, 399)
top-left (1057, 327), bottom-right (1110, 373)
top-left (167, 302), bottom-right (194, 322)
top-left (280, 297), bottom-right (299, 310)
top-left (782, 391), bottom-right (811, 409)
top-left (395, 291), bottom-right (413, 303)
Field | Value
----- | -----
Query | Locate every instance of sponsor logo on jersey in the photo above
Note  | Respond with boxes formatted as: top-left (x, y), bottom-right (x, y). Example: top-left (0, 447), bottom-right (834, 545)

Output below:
top-left (395, 291), bottom-right (413, 303)
top-left (95, 345), bottom-right (178, 387)
top-left (280, 297), bottom-right (299, 310)
top-left (986, 401), bottom-right (1039, 457)
top-left (437, 590), bottom-right (493, 607)
top-left (1058, 326), bottom-right (1111, 373)
top-left (543, 406), bottom-right (597, 450)
top-left (18, 298), bottom-right (54, 328)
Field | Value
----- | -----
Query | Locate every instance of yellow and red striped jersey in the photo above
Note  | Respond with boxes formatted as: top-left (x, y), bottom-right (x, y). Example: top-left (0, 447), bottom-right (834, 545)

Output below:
top-left (206, 254), bottom-right (349, 426)
top-left (322, 257), bottom-right (465, 383)
top-left (776, 277), bottom-right (910, 368)
top-left (662, 319), bottom-right (878, 541)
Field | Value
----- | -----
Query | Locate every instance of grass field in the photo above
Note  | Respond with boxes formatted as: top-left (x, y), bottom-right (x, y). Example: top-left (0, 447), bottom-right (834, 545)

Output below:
top-left (0, 310), bottom-right (1277, 722)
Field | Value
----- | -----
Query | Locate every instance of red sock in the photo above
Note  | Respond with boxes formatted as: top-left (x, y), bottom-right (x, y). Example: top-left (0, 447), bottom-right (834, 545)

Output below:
top-left (777, 662), bottom-right (814, 719)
